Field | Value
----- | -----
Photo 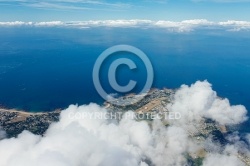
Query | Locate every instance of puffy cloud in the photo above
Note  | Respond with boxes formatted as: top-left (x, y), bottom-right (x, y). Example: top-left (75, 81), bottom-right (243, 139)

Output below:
top-left (86, 20), bottom-right (152, 27)
top-left (0, 81), bottom-right (249, 166)
top-left (206, 98), bottom-right (248, 125)
top-left (154, 19), bottom-right (213, 32)
top-left (64, 20), bottom-right (153, 28)
top-left (181, 19), bottom-right (213, 25)
top-left (0, 20), bottom-right (63, 27)
top-left (0, 20), bottom-right (250, 31)
top-left (0, 104), bottom-right (190, 166)
top-left (203, 154), bottom-right (245, 166)
top-left (0, 21), bottom-right (32, 26)
top-left (34, 21), bottom-right (64, 27)
top-left (218, 20), bottom-right (250, 31)
top-left (168, 81), bottom-right (248, 126)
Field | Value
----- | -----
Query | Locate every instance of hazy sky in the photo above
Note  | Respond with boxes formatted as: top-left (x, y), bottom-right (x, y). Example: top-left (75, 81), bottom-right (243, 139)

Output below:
top-left (0, 0), bottom-right (250, 21)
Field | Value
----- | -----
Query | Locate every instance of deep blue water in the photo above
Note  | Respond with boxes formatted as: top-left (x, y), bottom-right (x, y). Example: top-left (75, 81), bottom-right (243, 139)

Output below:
top-left (0, 27), bottom-right (250, 132)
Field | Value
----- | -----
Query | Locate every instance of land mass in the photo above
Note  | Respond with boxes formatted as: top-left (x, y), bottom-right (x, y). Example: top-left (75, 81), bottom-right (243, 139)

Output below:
top-left (0, 88), bottom-right (249, 165)
top-left (0, 108), bottom-right (60, 137)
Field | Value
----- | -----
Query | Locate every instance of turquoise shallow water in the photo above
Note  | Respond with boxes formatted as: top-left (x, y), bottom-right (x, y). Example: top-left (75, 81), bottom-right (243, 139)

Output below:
top-left (0, 27), bottom-right (250, 132)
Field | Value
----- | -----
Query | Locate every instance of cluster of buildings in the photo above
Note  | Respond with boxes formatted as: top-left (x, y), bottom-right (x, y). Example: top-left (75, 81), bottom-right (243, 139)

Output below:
top-left (0, 109), bottom-right (60, 137)
top-left (106, 88), bottom-right (174, 112)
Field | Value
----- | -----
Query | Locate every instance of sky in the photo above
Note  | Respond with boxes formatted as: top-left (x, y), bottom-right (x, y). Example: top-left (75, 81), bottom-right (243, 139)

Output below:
top-left (0, 0), bottom-right (250, 21)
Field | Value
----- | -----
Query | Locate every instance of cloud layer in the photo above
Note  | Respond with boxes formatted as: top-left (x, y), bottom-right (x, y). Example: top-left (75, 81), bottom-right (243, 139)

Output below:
top-left (168, 81), bottom-right (248, 126)
top-left (0, 19), bottom-right (250, 32)
top-left (0, 81), bottom-right (249, 166)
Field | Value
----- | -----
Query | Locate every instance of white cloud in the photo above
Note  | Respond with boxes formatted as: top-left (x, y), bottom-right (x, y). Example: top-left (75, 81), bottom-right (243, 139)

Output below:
top-left (206, 98), bottom-right (248, 125)
top-left (0, 21), bottom-right (32, 26)
top-left (168, 81), bottom-right (248, 126)
top-left (203, 154), bottom-right (245, 166)
top-left (0, 81), bottom-right (249, 166)
top-left (154, 19), bottom-right (214, 32)
top-left (34, 21), bottom-right (64, 27)
top-left (181, 19), bottom-right (213, 25)
top-left (1, 19), bottom-right (250, 32)
top-left (219, 20), bottom-right (250, 31)
top-left (0, 104), bottom-right (190, 166)
top-left (67, 20), bottom-right (153, 28)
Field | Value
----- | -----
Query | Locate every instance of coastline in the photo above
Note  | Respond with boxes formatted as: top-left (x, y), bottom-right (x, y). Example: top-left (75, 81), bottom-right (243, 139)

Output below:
top-left (0, 108), bottom-right (61, 124)
top-left (0, 108), bottom-right (45, 115)
top-left (0, 107), bottom-right (61, 137)
top-left (0, 107), bottom-right (61, 114)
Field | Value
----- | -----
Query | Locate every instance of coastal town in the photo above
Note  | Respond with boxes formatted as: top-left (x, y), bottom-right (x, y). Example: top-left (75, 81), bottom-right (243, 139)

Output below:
top-left (0, 109), bottom-right (60, 137)
top-left (0, 88), bottom-right (249, 165)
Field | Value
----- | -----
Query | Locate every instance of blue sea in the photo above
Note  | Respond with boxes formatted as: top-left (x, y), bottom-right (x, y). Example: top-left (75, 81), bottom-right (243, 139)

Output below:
top-left (0, 27), bottom-right (250, 132)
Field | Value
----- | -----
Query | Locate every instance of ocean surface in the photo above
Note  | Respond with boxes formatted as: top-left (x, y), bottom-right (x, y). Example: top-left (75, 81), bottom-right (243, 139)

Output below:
top-left (0, 27), bottom-right (250, 132)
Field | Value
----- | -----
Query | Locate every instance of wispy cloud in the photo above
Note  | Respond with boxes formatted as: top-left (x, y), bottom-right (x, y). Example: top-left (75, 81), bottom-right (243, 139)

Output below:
top-left (24, 2), bottom-right (92, 10)
top-left (53, 0), bottom-right (132, 8)
top-left (192, 0), bottom-right (250, 3)
top-left (0, 0), bottom-right (132, 11)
